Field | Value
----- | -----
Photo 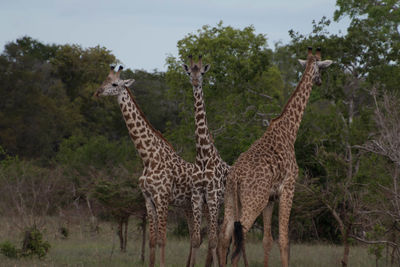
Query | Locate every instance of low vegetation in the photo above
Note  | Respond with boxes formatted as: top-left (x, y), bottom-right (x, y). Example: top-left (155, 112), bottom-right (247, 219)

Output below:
top-left (0, 217), bottom-right (381, 267)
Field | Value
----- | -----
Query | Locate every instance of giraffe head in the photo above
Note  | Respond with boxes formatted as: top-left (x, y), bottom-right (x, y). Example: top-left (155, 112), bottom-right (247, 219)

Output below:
top-left (94, 65), bottom-right (135, 97)
top-left (298, 47), bottom-right (332, 86)
top-left (182, 55), bottom-right (210, 89)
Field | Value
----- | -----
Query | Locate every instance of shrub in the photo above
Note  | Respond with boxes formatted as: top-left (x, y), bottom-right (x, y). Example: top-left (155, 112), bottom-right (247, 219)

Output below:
top-left (0, 241), bottom-right (19, 258)
top-left (21, 227), bottom-right (51, 259)
top-left (59, 226), bottom-right (69, 239)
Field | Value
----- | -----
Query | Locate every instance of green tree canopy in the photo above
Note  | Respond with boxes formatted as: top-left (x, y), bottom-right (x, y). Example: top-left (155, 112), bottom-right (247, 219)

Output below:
top-left (165, 22), bottom-right (284, 163)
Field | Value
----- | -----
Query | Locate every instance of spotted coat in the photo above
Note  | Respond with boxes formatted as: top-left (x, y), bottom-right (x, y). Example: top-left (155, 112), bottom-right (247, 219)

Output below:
top-left (218, 48), bottom-right (333, 267)
top-left (95, 67), bottom-right (202, 267)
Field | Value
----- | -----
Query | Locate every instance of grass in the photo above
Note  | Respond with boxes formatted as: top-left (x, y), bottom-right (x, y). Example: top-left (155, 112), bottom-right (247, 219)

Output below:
top-left (0, 216), bottom-right (383, 266)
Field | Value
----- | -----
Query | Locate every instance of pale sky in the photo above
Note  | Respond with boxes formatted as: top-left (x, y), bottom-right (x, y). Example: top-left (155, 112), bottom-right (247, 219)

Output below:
top-left (0, 0), bottom-right (349, 72)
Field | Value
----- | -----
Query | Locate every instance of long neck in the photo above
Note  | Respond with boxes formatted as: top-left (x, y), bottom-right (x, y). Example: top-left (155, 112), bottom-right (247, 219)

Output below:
top-left (117, 89), bottom-right (174, 165)
top-left (275, 63), bottom-right (315, 143)
top-left (192, 85), bottom-right (221, 168)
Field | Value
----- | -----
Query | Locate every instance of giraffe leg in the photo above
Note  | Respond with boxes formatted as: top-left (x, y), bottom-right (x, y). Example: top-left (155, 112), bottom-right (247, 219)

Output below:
top-left (205, 193), bottom-right (219, 267)
top-left (233, 197), bottom-right (273, 267)
top-left (231, 229), bottom-right (247, 267)
top-left (184, 209), bottom-right (195, 267)
top-left (242, 240), bottom-right (249, 267)
top-left (189, 191), bottom-right (204, 267)
top-left (156, 202), bottom-right (169, 267)
top-left (278, 186), bottom-right (294, 267)
top-left (217, 190), bottom-right (235, 267)
top-left (144, 196), bottom-right (157, 267)
top-left (218, 217), bottom-right (234, 267)
top-left (204, 206), bottom-right (214, 267)
top-left (263, 201), bottom-right (275, 267)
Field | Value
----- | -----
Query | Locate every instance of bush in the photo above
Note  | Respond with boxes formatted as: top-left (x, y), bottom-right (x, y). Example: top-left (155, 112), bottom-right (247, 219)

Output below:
top-left (59, 226), bottom-right (69, 239)
top-left (0, 241), bottom-right (19, 258)
top-left (21, 227), bottom-right (51, 259)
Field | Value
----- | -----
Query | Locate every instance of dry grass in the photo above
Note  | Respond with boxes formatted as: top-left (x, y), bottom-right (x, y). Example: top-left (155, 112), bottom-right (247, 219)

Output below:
top-left (0, 216), bottom-right (382, 266)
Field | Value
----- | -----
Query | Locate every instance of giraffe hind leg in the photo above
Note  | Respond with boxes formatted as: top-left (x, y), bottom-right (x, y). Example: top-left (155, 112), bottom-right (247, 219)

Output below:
top-left (263, 201), bottom-right (275, 267)
top-left (184, 209), bottom-right (194, 267)
top-left (217, 200), bottom-right (235, 266)
top-left (278, 186), bottom-right (295, 267)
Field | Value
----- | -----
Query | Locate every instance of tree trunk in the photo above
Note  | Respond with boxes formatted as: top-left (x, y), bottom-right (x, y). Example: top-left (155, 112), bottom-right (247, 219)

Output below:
top-left (118, 219), bottom-right (124, 252)
top-left (123, 218), bottom-right (128, 252)
top-left (141, 213), bottom-right (146, 262)
top-left (341, 224), bottom-right (353, 267)
top-left (341, 231), bottom-right (349, 267)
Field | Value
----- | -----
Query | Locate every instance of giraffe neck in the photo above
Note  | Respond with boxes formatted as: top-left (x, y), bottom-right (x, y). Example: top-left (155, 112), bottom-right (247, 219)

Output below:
top-left (275, 63), bottom-right (315, 143)
top-left (192, 85), bottom-right (221, 169)
top-left (117, 88), bottom-right (173, 165)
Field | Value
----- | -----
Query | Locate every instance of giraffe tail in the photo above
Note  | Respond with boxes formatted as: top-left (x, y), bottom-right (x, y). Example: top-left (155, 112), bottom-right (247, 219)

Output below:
top-left (231, 221), bottom-right (244, 261)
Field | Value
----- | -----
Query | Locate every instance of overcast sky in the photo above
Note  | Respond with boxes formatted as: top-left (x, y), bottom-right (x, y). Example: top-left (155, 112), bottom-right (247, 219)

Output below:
top-left (0, 0), bottom-right (349, 72)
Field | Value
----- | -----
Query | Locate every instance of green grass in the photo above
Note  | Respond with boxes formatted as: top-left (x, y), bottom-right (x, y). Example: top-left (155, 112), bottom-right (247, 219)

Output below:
top-left (0, 216), bottom-right (382, 266)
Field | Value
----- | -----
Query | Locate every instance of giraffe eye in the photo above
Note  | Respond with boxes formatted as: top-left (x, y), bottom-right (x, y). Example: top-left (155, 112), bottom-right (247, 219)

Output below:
top-left (112, 83), bottom-right (118, 87)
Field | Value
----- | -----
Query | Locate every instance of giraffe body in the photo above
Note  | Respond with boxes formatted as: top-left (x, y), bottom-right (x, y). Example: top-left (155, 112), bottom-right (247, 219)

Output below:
top-left (95, 66), bottom-right (201, 267)
top-left (183, 56), bottom-right (231, 267)
top-left (218, 48), bottom-right (332, 267)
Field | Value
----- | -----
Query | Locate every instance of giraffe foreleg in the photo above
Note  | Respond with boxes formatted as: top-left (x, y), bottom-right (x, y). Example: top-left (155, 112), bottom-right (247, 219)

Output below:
top-left (189, 191), bottom-right (204, 267)
top-left (155, 200), bottom-right (169, 267)
top-left (205, 193), bottom-right (219, 267)
top-left (144, 195), bottom-right (157, 267)
top-left (204, 206), bottom-right (213, 267)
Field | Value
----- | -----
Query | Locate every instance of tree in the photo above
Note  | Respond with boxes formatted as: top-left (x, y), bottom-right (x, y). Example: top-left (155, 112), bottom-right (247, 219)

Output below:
top-left (282, 1), bottom-right (399, 264)
top-left (121, 69), bottom-right (179, 133)
top-left (92, 176), bottom-right (145, 253)
top-left (333, 0), bottom-right (400, 92)
top-left (56, 135), bottom-right (145, 253)
top-left (165, 21), bottom-right (283, 163)
top-left (0, 37), bottom-right (81, 160)
top-left (0, 146), bottom-right (70, 229)
top-left (354, 90), bottom-right (400, 263)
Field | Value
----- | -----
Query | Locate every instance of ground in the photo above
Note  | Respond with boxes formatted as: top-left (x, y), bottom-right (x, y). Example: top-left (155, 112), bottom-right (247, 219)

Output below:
top-left (0, 216), bottom-right (382, 266)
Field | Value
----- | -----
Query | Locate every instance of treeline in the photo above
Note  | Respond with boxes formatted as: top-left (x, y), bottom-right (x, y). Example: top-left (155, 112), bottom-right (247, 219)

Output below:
top-left (0, 0), bottom-right (399, 263)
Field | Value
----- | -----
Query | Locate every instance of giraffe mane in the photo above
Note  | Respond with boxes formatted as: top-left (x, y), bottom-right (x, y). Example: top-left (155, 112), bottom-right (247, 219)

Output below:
top-left (125, 87), bottom-right (175, 151)
top-left (272, 57), bottom-right (314, 123)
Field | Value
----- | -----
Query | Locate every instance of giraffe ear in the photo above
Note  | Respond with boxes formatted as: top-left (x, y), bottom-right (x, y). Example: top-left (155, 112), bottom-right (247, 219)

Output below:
top-left (182, 64), bottom-right (190, 75)
top-left (202, 64), bottom-right (211, 73)
top-left (317, 60), bottom-right (333, 69)
top-left (298, 59), bottom-right (307, 67)
top-left (124, 79), bottom-right (135, 88)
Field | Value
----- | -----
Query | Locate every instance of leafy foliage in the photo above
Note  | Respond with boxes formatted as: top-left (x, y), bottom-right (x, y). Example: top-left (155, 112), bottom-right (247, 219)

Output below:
top-left (165, 22), bottom-right (283, 163)
top-left (21, 227), bottom-right (51, 259)
top-left (0, 241), bottom-right (19, 259)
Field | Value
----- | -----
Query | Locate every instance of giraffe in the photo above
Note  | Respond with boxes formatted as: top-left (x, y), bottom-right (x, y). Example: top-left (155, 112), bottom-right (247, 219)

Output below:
top-left (218, 47), bottom-right (332, 267)
top-left (182, 55), bottom-right (232, 267)
top-left (94, 65), bottom-right (201, 267)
